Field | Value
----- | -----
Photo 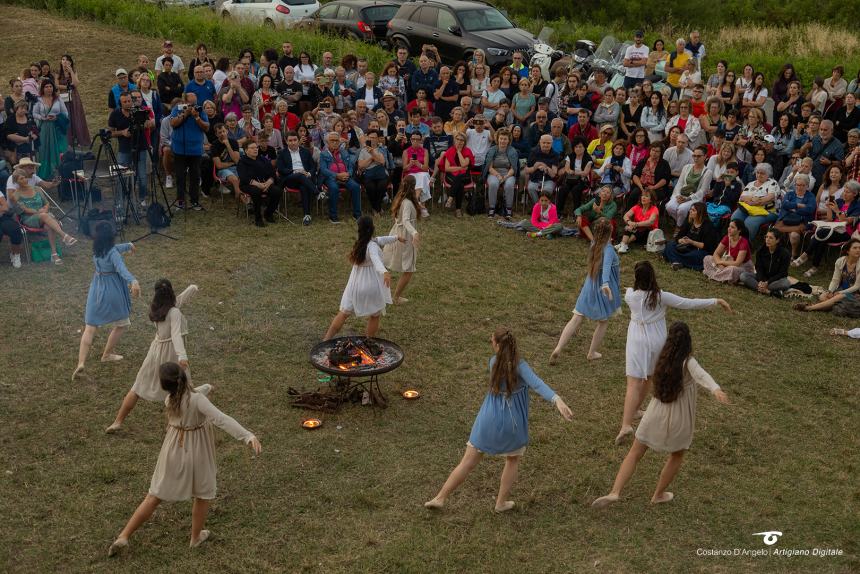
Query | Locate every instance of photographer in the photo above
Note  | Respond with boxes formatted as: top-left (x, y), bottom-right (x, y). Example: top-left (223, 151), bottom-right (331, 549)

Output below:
top-left (357, 130), bottom-right (392, 216)
top-left (169, 92), bottom-right (209, 210)
top-left (211, 122), bottom-right (242, 203)
top-left (109, 92), bottom-right (153, 207)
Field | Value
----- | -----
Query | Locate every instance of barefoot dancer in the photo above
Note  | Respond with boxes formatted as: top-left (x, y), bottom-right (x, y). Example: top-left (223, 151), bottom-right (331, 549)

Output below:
top-left (615, 261), bottom-right (731, 445)
top-left (109, 363), bottom-right (261, 556)
top-left (384, 175), bottom-right (421, 305)
top-left (425, 327), bottom-right (573, 513)
top-left (323, 216), bottom-right (402, 340)
top-left (593, 322), bottom-right (730, 507)
top-left (72, 222), bottom-right (140, 381)
top-left (551, 218), bottom-right (620, 363)
top-left (106, 281), bottom-right (200, 433)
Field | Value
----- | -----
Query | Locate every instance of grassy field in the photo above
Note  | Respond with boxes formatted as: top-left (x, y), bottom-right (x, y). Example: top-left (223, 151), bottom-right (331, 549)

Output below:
top-left (1, 7), bottom-right (859, 573)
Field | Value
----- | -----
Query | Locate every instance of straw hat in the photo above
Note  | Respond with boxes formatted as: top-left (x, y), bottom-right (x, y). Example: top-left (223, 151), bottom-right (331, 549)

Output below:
top-left (14, 157), bottom-right (41, 169)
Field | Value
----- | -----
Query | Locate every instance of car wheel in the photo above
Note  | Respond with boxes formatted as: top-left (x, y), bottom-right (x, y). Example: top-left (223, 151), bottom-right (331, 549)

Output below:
top-left (264, 18), bottom-right (276, 29)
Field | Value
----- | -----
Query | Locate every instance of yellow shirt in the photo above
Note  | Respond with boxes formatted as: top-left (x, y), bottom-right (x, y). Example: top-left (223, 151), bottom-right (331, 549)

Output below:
top-left (665, 51), bottom-right (690, 88)
top-left (587, 139), bottom-right (612, 168)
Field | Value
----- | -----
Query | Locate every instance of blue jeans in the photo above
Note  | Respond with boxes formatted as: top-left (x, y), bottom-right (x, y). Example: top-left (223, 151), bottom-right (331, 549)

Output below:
top-left (118, 149), bottom-right (149, 202)
top-left (730, 208), bottom-right (777, 239)
top-left (663, 241), bottom-right (709, 271)
top-left (322, 175), bottom-right (361, 219)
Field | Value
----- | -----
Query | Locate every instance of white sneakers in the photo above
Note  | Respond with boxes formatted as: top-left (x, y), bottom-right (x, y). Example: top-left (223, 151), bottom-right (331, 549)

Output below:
top-left (614, 243), bottom-right (629, 253)
top-left (165, 175), bottom-right (174, 188)
top-left (10, 253), bottom-right (21, 268)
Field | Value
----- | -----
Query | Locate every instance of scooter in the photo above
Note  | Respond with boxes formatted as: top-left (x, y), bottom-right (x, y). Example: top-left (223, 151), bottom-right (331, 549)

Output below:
top-left (571, 39), bottom-right (597, 75)
top-left (530, 27), bottom-right (565, 82)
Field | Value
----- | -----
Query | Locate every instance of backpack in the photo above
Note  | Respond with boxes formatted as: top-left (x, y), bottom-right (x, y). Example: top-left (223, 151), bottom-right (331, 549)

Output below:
top-left (80, 208), bottom-right (115, 238)
top-left (646, 228), bottom-right (666, 252)
top-left (146, 202), bottom-right (171, 229)
top-left (832, 298), bottom-right (860, 318)
top-left (466, 187), bottom-right (485, 216)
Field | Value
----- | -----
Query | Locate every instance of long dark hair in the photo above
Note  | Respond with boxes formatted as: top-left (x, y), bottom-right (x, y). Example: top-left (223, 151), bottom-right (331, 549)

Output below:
top-left (490, 326), bottom-right (520, 397)
top-left (652, 322), bottom-right (692, 403)
top-left (633, 260), bottom-right (661, 310)
top-left (349, 216), bottom-right (375, 264)
top-left (149, 279), bottom-right (177, 323)
top-left (92, 222), bottom-right (115, 258)
top-left (160, 362), bottom-right (189, 417)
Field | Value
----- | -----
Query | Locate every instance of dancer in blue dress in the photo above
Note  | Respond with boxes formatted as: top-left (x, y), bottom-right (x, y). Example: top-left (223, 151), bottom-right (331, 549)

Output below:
top-left (424, 327), bottom-right (572, 513)
top-left (72, 222), bottom-right (141, 381)
top-left (550, 218), bottom-right (621, 363)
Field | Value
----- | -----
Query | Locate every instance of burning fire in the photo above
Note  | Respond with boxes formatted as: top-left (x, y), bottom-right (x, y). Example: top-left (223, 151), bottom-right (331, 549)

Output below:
top-left (336, 348), bottom-right (377, 370)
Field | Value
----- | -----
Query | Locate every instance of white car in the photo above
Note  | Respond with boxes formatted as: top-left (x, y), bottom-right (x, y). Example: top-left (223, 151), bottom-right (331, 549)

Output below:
top-left (219, 0), bottom-right (319, 28)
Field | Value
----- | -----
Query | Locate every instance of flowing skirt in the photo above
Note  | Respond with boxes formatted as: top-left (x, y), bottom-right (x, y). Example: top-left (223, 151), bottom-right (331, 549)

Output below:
top-left (36, 119), bottom-right (68, 180)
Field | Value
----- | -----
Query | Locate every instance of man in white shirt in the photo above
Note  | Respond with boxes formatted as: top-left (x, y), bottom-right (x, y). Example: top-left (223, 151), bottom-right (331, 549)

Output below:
top-left (5, 157), bottom-right (58, 192)
top-left (662, 134), bottom-right (693, 187)
top-left (465, 117), bottom-right (493, 167)
top-left (154, 40), bottom-right (185, 74)
top-left (623, 30), bottom-right (650, 90)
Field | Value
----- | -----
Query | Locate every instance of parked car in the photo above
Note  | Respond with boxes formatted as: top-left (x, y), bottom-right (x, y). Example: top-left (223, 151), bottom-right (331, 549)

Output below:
top-left (313, 0), bottom-right (401, 45)
top-left (386, 0), bottom-right (537, 69)
top-left (219, 0), bottom-right (320, 28)
top-left (148, 0), bottom-right (214, 6)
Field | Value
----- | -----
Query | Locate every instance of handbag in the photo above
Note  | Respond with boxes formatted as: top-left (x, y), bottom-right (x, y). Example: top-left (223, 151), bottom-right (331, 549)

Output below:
top-left (811, 220), bottom-right (847, 242)
top-left (646, 228), bottom-right (666, 252)
top-left (737, 201), bottom-right (770, 216)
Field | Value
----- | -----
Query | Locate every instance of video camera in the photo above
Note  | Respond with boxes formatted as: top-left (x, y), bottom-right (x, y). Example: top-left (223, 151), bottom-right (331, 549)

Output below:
top-left (176, 104), bottom-right (202, 114)
top-left (129, 106), bottom-right (149, 128)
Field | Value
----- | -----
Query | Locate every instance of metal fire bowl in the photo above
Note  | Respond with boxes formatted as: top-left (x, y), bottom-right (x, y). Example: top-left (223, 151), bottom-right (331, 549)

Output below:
top-left (309, 336), bottom-right (404, 377)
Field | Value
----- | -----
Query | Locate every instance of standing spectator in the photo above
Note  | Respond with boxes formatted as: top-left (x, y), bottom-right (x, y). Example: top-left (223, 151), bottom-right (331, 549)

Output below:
top-left (185, 65), bottom-right (215, 108)
top-left (33, 80), bottom-right (68, 180)
top-left (832, 93), bottom-right (860, 143)
top-left (156, 58), bottom-right (183, 112)
top-left (169, 92), bottom-right (209, 210)
top-left (663, 39), bottom-right (690, 99)
top-left (158, 110), bottom-right (174, 189)
top-left (5, 101), bottom-right (38, 164)
top-left (187, 43), bottom-right (215, 81)
top-left (645, 39), bottom-right (667, 77)
top-left (394, 47), bottom-right (417, 99)
top-left (685, 30), bottom-right (705, 63)
top-left (277, 42), bottom-right (298, 71)
top-left (108, 69), bottom-right (136, 111)
top-left (277, 131), bottom-right (318, 225)
top-left (155, 40), bottom-right (184, 74)
top-left (56, 54), bottom-right (90, 148)
top-left (138, 75), bottom-right (162, 132)
top-left (411, 56), bottom-right (439, 102)
top-left (623, 30), bottom-right (649, 89)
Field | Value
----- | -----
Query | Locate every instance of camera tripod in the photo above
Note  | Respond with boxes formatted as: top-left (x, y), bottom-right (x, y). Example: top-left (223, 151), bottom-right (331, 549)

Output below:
top-left (84, 133), bottom-right (137, 237)
top-left (132, 140), bottom-right (177, 243)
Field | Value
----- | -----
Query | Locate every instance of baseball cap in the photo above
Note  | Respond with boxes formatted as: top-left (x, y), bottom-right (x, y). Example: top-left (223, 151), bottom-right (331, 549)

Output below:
top-left (115, 68), bottom-right (128, 77)
top-left (763, 134), bottom-right (776, 144)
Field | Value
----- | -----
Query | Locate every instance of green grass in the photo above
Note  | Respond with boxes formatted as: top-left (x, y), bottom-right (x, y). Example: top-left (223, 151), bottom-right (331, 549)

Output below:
top-left (1, 7), bottom-right (859, 573)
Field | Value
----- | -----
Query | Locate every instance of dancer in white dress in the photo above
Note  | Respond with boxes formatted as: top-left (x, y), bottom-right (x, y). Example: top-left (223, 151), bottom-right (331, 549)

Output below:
top-left (615, 261), bottom-right (731, 445)
top-left (593, 322), bottom-right (730, 508)
top-left (383, 175), bottom-right (421, 305)
top-left (106, 280), bottom-right (206, 433)
top-left (323, 216), bottom-right (403, 340)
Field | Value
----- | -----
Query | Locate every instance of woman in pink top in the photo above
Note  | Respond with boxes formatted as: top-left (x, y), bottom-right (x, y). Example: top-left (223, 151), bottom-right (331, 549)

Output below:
top-left (402, 132), bottom-right (431, 212)
top-left (498, 192), bottom-right (564, 238)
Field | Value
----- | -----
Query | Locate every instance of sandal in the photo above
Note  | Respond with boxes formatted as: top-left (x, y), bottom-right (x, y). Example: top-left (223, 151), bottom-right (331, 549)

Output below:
top-left (793, 303), bottom-right (808, 311)
top-left (51, 253), bottom-right (63, 265)
top-left (802, 267), bottom-right (817, 278)
top-left (62, 235), bottom-right (78, 246)
top-left (830, 328), bottom-right (847, 336)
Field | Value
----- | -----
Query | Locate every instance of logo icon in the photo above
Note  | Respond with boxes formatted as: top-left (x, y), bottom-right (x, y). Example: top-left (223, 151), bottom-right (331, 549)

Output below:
top-left (753, 531), bottom-right (783, 545)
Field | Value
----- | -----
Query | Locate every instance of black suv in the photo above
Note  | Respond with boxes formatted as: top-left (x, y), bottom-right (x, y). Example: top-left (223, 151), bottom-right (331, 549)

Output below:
top-left (313, 0), bottom-right (402, 45)
top-left (386, 0), bottom-right (537, 69)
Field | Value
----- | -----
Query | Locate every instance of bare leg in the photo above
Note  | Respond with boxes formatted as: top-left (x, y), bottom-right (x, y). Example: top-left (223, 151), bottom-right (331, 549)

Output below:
top-left (495, 455), bottom-right (520, 512)
top-left (789, 231), bottom-right (801, 258)
top-left (592, 439), bottom-right (649, 507)
top-left (580, 224), bottom-right (594, 242)
top-left (46, 226), bottom-right (58, 255)
top-left (652, 451), bottom-right (685, 503)
top-left (366, 315), bottom-right (381, 338)
top-left (102, 326), bottom-right (126, 360)
top-left (323, 311), bottom-right (350, 340)
top-left (190, 498), bottom-right (211, 545)
top-left (616, 377), bottom-right (647, 443)
top-left (635, 378), bottom-right (653, 412)
top-left (550, 313), bottom-right (583, 363)
top-left (587, 320), bottom-right (608, 360)
top-left (73, 325), bottom-right (97, 380)
top-left (804, 293), bottom-right (844, 312)
top-left (111, 494), bottom-right (161, 550)
top-left (39, 213), bottom-right (68, 238)
top-left (107, 390), bottom-right (140, 432)
top-left (393, 272), bottom-right (413, 302)
top-left (425, 445), bottom-right (483, 508)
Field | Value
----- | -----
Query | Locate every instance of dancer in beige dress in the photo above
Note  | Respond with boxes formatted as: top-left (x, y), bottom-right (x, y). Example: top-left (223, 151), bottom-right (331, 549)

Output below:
top-left (592, 322), bottom-right (730, 508)
top-left (109, 363), bottom-right (261, 556)
top-left (106, 280), bottom-right (200, 433)
top-left (384, 175), bottom-right (421, 304)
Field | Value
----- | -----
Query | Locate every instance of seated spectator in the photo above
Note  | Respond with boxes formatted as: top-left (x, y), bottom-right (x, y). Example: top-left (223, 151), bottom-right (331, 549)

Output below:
top-left (465, 116), bottom-right (493, 172)
top-left (402, 132), bottom-right (431, 214)
top-left (816, 163), bottom-right (845, 217)
top-left (630, 142), bottom-right (671, 208)
top-left (0, 187), bottom-right (24, 268)
top-left (626, 128), bottom-right (650, 167)
top-left (441, 132), bottom-right (474, 217)
top-left (770, 113), bottom-right (796, 176)
top-left (568, 108), bottom-right (598, 143)
top-left (575, 185), bottom-right (617, 241)
top-left (238, 105), bottom-right (261, 141)
top-left (792, 180), bottom-right (860, 276)
top-left (527, 111), bottom-right (551, 149)
top-left (483, 128), bottom-right (518, 218)
top-left (224, 112), bottom-right (247, 148)
top-left (666, 99), bottom-right (703, 148)
top-left (277, 130), bottom-right (318, 225)
top-left (524, 135), bottom-right (560, 202)
top-left (588, 125), bottom-right (615, 169)
top-left (705, 161), bottom-right (742, 226)
top-left (425, 117), bottom-right (452, 183)
top-left (157, 58), bottom-right (183, 112)
top-left (731, 162), bottom-right (779, 238)
top-left (259, 115), bottom-right (283, 151)
top-left (237, 140), bottom-right (282, 227)
top-left (319, 132), bottom-right (362, 223)
top-left (663, 201), bottom-right (719, 270)
top-left (779, 155), bottom-right (816, 196)
top-left (510, 124), bottom-right (530, 160)
top-left (679, 60), bottom-right (702, 100)
top-left (735, 108), bottom-right (767, 164)
top-left (378, 62), bottom-right (406, 110)
top-left (272, 99), bottom-right (299, 137)
top-left (256, 135), bottom-right (278, 163)
top-left (640, 92), bottom-right (668, 144)
top-left (498, 191), bottom-right (563, 238)
top-left (706, 142), bottom-right (735, 181)
top-left (615, 188), bottom-right (659, 253)
top-left (596, 140), bottom-right (632, 198)
top-left (666, 145), bottom-right (713, 226)
top-left (211, 122), bottom-right (242, 201)
top-left (593, 87), bottom-right (620, 132)
top-left (549, 118), bottom-right (572, 159)
top-left (702, 219), bottom-right (754, 283)
top-left (774, 173), bottom-right (816, 258)
top-left (8, 168), bottom-right (77, 264)
top-left (794, 238), bottom-right (860, 312)
top-left (405, 108), bottom-right (430, 139)
top-left (444, 106), bottom-right (467, 136)
top-left (357, 129), bottom-right (392, 217)
top-left (558, 137), bottom-right (594, 217)
top-left (739, 228), bottom-right (793, 297)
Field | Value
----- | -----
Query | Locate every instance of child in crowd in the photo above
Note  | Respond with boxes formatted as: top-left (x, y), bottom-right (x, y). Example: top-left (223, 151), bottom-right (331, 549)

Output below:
top-left (498, 191), bottom-right (563, 238)
top-left (424, 327), bottom-right (572, 512)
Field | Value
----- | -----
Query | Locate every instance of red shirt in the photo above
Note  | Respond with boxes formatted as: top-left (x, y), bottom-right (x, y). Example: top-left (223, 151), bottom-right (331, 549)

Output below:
top-left (442, 146), bottom-right (474, 176)
top-left (631, 204), bottom-right (659, 229)
top-left (273, 112), bottom-right (300, 133)
top-left (568, 122), bottom-right (598, 144)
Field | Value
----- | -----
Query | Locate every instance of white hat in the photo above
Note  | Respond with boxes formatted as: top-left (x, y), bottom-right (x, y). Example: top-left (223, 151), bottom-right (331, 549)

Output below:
top-left (382, 91), bottom-right (396, 99)
top-left (763, 134), bottom-right (776, 144)
top-left (14, 157), bottom-right (41, 169)
top-left (115, 68), bottom-right (128, 77)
